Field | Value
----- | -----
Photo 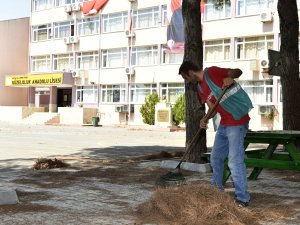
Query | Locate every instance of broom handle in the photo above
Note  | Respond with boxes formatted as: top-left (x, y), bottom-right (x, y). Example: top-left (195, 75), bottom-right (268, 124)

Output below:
top-left (176, 87), bottom-right (228, 168)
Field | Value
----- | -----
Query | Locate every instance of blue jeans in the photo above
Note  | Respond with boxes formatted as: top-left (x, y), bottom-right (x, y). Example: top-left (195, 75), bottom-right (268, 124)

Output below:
top-left (210, 123), bottom-right (250, 203)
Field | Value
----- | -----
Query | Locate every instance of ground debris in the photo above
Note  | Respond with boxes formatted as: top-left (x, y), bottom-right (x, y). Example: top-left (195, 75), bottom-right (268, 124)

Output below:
top-left (33, 158), bottom-right (69, 170)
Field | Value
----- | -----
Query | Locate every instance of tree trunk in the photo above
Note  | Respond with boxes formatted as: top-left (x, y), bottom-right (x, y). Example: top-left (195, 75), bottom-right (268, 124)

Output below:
top-left (278, 0), bottom-right (300, 130)
top-left (182, 0), bottom-right (207, 163)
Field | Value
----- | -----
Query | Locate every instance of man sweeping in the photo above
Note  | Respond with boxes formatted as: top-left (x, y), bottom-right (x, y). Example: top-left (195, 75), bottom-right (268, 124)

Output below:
top-left (178, 61), bottom-right (253, 207)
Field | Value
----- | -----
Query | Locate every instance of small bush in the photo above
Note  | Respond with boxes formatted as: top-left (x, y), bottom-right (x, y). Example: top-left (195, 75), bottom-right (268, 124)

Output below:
top-left (140, 92), bottom-right (160, 125)
top-left (172, 94), bottom-right (185, 126)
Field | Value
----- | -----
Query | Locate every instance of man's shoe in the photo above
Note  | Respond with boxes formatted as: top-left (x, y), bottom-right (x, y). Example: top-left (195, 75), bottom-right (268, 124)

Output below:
top-left (235, 200), bottom-right (249, 208)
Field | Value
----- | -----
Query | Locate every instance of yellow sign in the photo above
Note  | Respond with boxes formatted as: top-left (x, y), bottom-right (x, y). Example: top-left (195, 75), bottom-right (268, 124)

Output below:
top-left (157, 110), bottom-right (170, 122)
top-left (5, 73), bottom-right (63, 86)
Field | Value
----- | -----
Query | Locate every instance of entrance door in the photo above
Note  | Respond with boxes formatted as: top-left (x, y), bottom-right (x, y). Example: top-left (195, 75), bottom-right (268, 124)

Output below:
top-left (57, 88), bottom-right (72, 107)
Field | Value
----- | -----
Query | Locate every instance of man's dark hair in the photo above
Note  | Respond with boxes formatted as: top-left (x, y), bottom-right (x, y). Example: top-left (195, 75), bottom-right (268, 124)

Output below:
top-left (178, 61), bottom-right (201, 74)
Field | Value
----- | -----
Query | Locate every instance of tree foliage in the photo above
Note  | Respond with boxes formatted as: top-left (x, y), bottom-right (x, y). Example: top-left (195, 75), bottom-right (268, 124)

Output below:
top-left (172, 94), bottom-right (186, 126)
top-left (140, 92), bottom-right (160, 125)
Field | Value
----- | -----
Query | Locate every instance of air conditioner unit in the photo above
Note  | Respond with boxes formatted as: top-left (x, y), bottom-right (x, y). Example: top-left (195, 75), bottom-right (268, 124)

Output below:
top-left (260, 11), bottom-right (273, 22)
top-left (63, 37), bottom-right (70, 44)
top-left (260, 59), bottom-right (269, 69)
top-left (69, 36), bottom-right (79, 44)
top-left (115, 106), bottom-right (123, 112)
top-left (125, 29), bottom-right (135, 38)
top-left (64, 4), bottom-right (72, 13)
top-left (125, 67), bottom-right (135, 75)
top-left (258, 105), bottom-right (272, 115)
top-left (128, 0), bottom-right (137, 2)
top-left (62, 68), bottom-right (72, 73)
top-left (72, 71), bottom-right (80, 78)
top-left (122, 105), bottom-right (129, 112)
top-left (71, 3), bottom-right (81, 11)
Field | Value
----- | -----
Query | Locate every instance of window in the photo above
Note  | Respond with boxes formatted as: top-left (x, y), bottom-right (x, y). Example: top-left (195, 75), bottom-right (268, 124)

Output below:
top-left (54, 21), bottom-right (74, 39)
top-left (204, 39), bottom-right (230, 62)
top-left (102, 12), bottom-right (128, 33)
top-left (31, 55), bottom-right (51, 72)
top-left (133, 7), bottom-right (160, 29)
top-left (53, 53), bottom-right (74, 71)
top-left (236, 35), bottom-right (273, 60)
top-left (32, 24), bottom-right (52, 42)
top-left (33, 0), bottom-right (52, 11)
top-left (78, 17), bottom-right (100, 36)
top-left (101, 84), bottom-right (126, 103)
top-left (102, 48), bottom-right (127, 68)
top-left (204, 0), bottom-right (231, 21)
top-left (239, 80), bottom-right (273, 104)
top-left (130, 84), bottom-right (157, 103)
top-left (55, 0), bottom-right (88, 7)
top-left (131, 46), bottom-right (158, 66)
top-left (161, 83), bottom-right (185, 103)
top-left (162, 46), bottom-right (184, 64)
top-left (76, 51), bottom-right (99, 69)
top-left (76, 86), bottom-right (98, 103)
top-left (161, 5), bottom-right (168, 25)
top-left (236, 0), bottom-right (274, 16)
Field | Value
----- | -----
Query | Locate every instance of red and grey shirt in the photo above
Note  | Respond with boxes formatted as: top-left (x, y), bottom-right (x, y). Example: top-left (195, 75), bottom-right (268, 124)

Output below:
top-left (196, 66), bottom-right (250, 126)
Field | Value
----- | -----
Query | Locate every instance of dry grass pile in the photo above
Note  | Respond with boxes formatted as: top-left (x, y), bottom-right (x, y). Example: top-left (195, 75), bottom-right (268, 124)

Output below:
top-left (33, 158), bottom-right (69, 170)
top-left (136, 184), bottom-right (256, 225)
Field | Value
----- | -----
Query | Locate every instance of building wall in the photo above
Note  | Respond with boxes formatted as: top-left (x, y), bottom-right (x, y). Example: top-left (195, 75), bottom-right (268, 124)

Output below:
top-left (0, 18), bottom-right (29, 106)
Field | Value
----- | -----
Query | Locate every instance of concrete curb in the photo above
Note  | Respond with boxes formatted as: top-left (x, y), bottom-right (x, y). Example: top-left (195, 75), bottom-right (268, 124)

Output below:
top-left (0, 189), bottom-right (19, 205)
top-left (160, 160), bottom-right (212, 173)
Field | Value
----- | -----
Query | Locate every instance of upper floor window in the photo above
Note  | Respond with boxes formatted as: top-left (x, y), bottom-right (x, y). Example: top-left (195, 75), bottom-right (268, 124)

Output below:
top-left (162, 46), bottom-right (183, 64)
top-left (32, 24), bottom-right (52, 42)
top-left (31, 55), bottom-right (51, 72)
top-left (204, 0), bottom-right (231, 21)
top-left (76, 51), bottom-right (99, 69)
top-left (53, 53), bottom-right (74, 71)
top-left (236, 0), bottom-right (274, 16)
top-left (101, 84), bottom-right (126, 103)
top-left (55, 0), bottom-right (88, 7)
top-left (133, 7), bottom-right (160, 29)
top-left (161, 5), bottom-right (168, 25)
top-left (240, 80), bottom-right (273, 104)
top-left (236, 35), bottom-right (273, 60)
top-left (54, 21), bottom-right (74, 39)
top-left (102, 11), bottom-right (128, 33)
top-left (33, 0), bottom-right (52, 11)
top-left (161, 83), bottom-right (185, 103)
top-left (131, 46), bottom-right (158, 66)
top-left (204, 39), bottom-right (230, 62)
top-left (130, 84), bottom-right (157, 103)
top-left (102, 48), bottom-right (127, 68)
top-left (78, 17), bottom-right (100, 36)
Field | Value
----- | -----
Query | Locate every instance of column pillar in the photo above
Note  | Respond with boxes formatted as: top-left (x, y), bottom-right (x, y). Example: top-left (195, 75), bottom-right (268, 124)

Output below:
top-left (49, 86), bottom-right (57, 112)
top-left (28, 87), bottom-right (35, 107)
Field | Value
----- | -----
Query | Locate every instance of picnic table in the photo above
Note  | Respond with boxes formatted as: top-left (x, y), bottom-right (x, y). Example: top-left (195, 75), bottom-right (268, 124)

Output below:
top-left (222, 130), bottom-right (300, 184)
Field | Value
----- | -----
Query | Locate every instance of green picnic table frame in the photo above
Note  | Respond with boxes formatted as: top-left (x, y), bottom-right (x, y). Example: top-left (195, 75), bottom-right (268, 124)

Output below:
top-left (223, 130), bottom-right (300, 184)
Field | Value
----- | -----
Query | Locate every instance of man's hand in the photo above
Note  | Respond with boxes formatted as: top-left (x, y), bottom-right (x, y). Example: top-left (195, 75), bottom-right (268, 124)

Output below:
top-left (200, 118), bottom-right (208, 129)
top-left (222, 77), bottom-right (234, 89)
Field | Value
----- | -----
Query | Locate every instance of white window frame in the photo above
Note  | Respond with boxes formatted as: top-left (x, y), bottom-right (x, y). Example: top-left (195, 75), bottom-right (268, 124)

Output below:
top-left (204, 0), bottom-right (231, 21)
top-left (101, 84), bottom-right (126, 103)
top-left (133, 7), bottom-right (160, 29)
top-left (236, 0), bottom-right (274, 16)
top-left (32, 24), bottom-right (52, 42)
top-left (236, 35), bottom-right (273, 60)
top-left (239, 80), bottom-right (273, 104)
top-left (130, 83), bottom-right (157, 104)
top-left (76, 86), bottom-right (98, 103)
top-left (162, 46), bottom-right (184, 64)
top-left (131, 46), bottom-right (158, 66)
top-left (160, 83), bottom-right (185, 104)
top-left (31, 55), bottom-right (51, 72)
top-left (33, 0), bottom-right (52, 11)
top-left (53, 53), bottom-right (74, 71)
top-left (102, 11), bottom-right (128, 33)
top-left (55, 0), bottom-right (88, 7)
top-left (54, 21), bottom-right (74, 39)
top-left (204, 39), bottom-right (231, 62)
top-left (77, 17), bottom-right (100, 36)
top-left (102, 48), bottom-right (127, 68)
top-left (76, 51), bottom-right (99, 70)
top-left (161, 5), bottom-right (168, 26)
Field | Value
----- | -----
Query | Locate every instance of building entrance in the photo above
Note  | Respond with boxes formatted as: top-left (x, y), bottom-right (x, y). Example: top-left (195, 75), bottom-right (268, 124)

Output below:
top-left (57, 88), bottom-right (72, 107)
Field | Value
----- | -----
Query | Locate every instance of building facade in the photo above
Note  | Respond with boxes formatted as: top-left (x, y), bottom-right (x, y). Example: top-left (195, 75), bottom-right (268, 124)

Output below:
top-left (5, 0), bottom-right (300, 129)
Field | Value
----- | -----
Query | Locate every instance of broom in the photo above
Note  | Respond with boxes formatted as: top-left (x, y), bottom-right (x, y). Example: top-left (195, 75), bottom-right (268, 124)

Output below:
top-left (156, 86), bottom-right (229, 186)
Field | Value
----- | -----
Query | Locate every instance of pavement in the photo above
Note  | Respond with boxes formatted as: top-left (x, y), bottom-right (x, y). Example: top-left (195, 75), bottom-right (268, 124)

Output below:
top-left (0, 122), bottom-right (300, 225)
